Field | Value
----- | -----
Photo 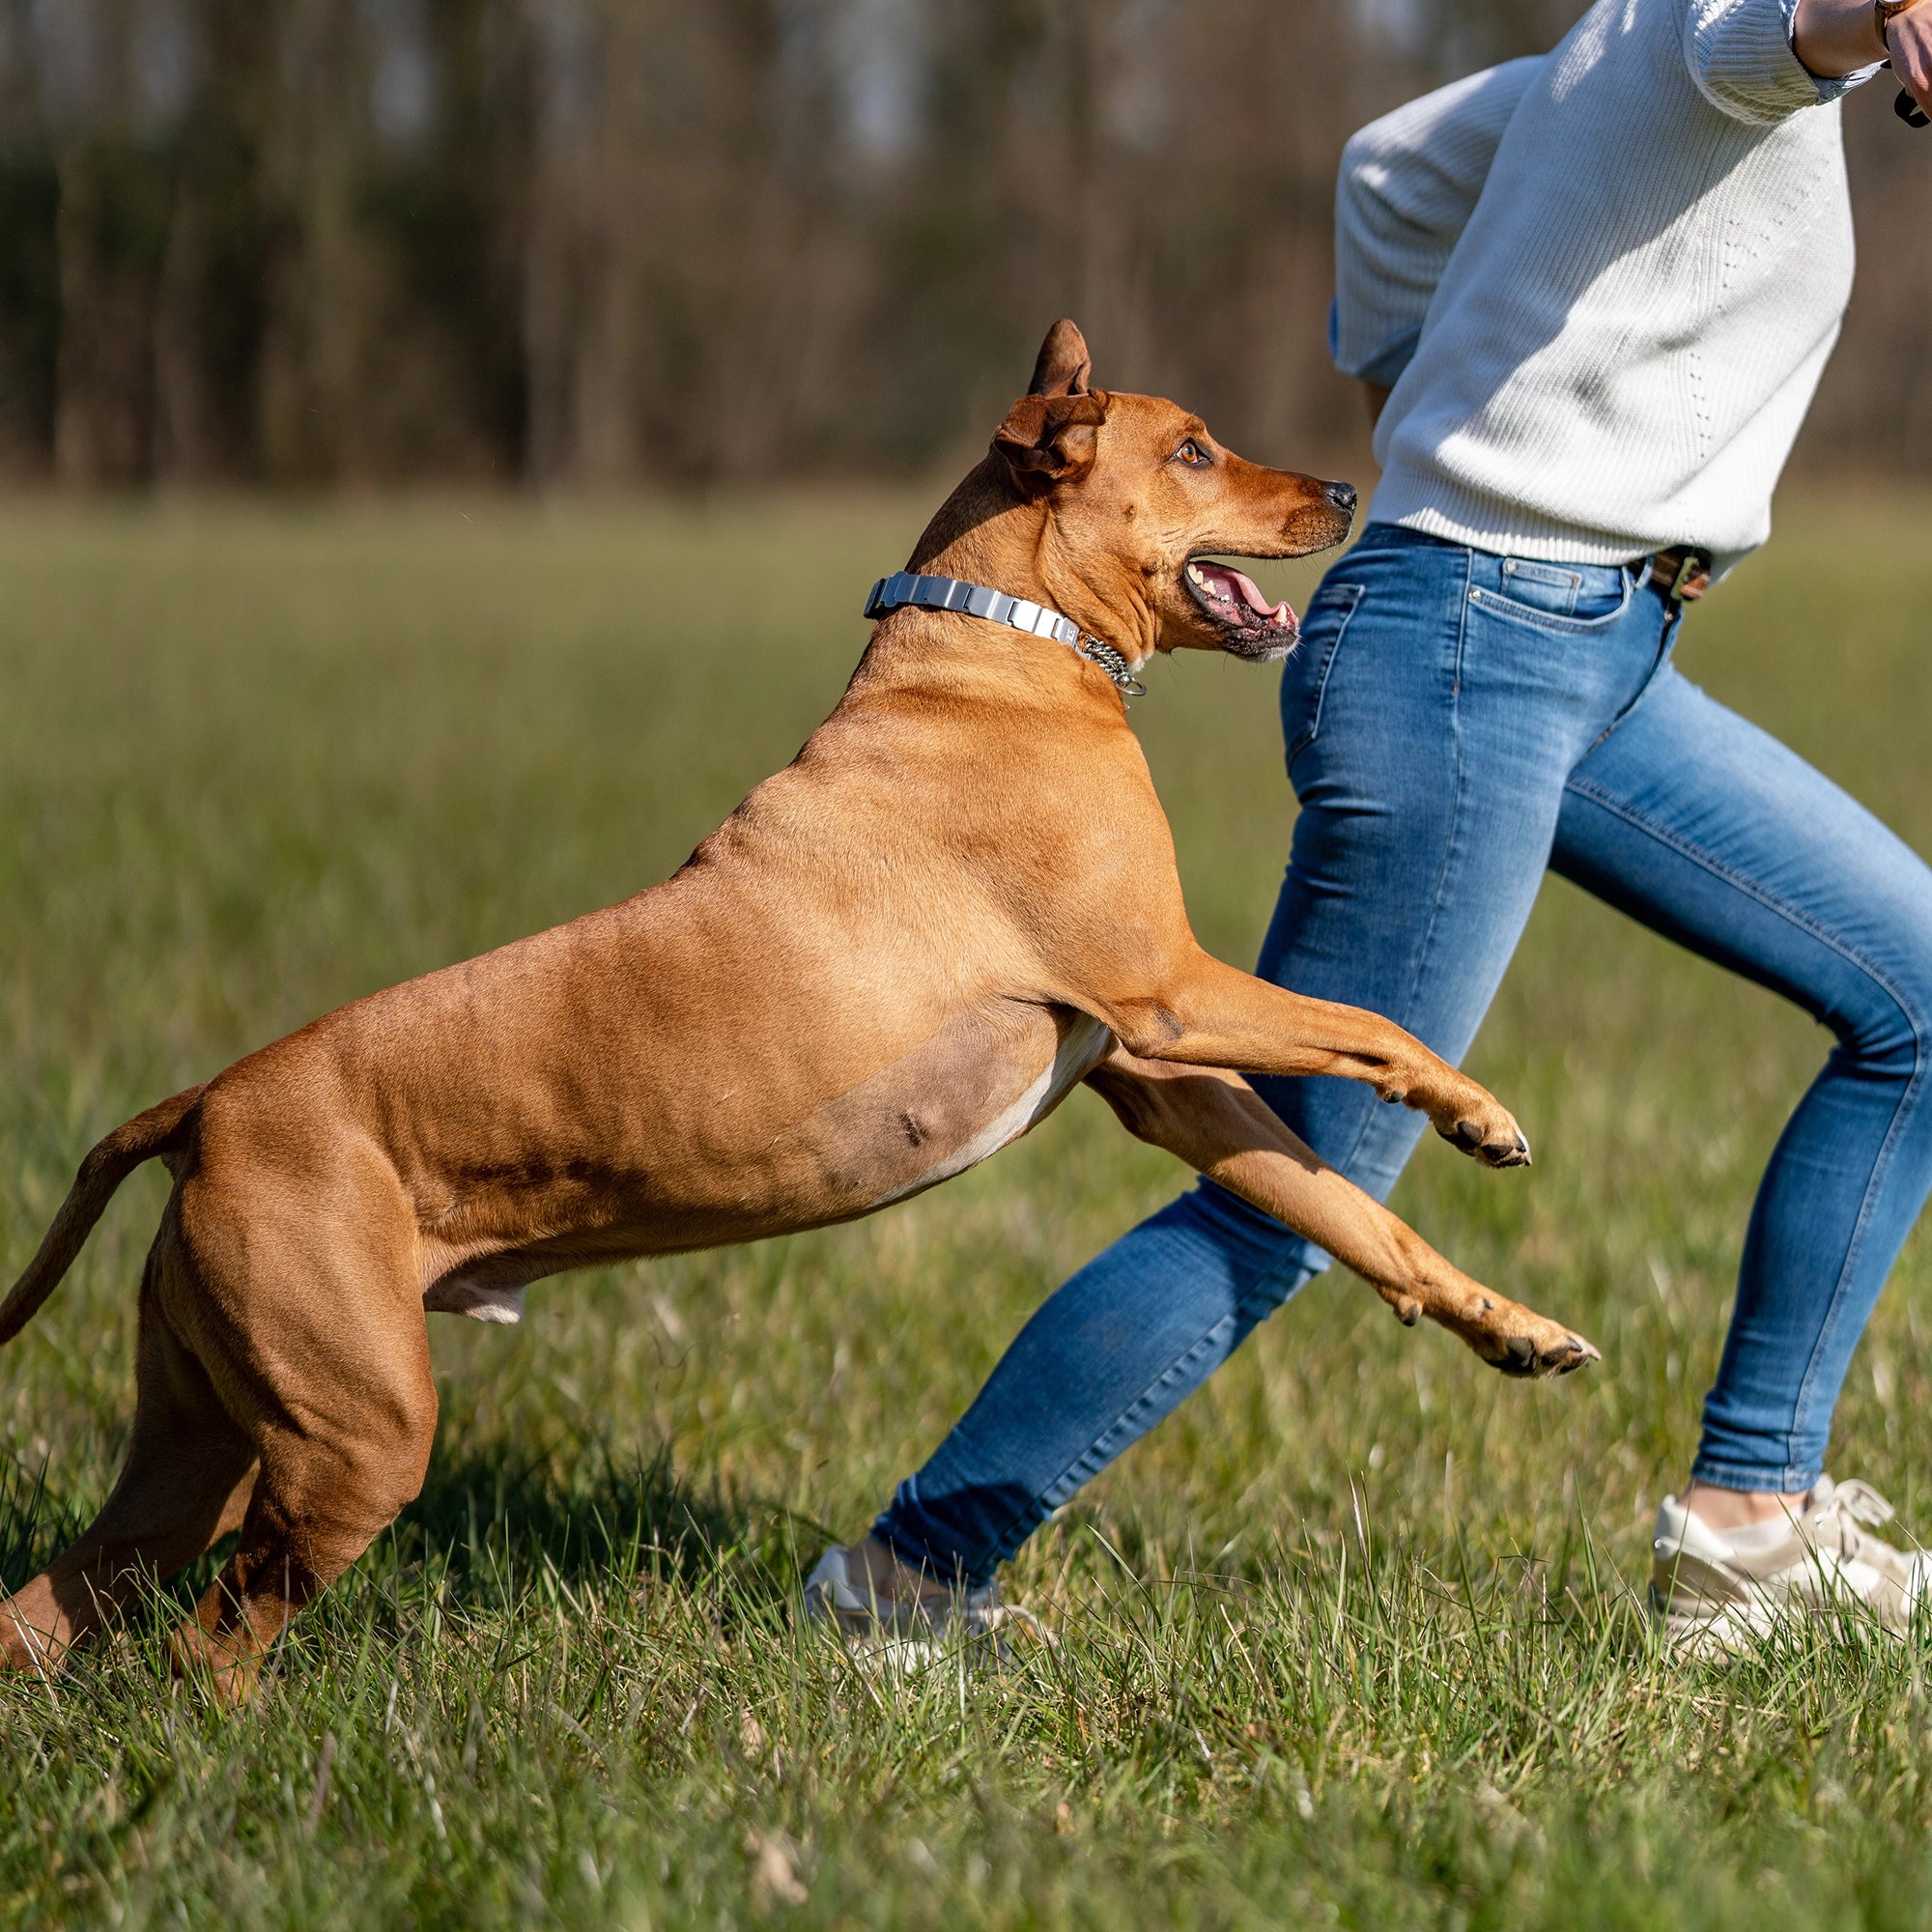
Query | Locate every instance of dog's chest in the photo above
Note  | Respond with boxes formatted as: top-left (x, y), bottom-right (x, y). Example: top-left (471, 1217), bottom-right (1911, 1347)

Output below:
top-left (705, 1003), bottom-right (1114, 1229)
top-left (834, 1007), bottom-right (1113, 1211)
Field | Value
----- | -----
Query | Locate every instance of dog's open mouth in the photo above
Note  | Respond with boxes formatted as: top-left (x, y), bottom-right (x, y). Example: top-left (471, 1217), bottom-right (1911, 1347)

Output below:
top-left (1184, 558), bottom-right (1299, 659)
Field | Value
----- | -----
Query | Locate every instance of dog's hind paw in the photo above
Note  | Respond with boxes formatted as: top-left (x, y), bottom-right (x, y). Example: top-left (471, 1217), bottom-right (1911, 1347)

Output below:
top-left (171, 1617), bottom-right (265, 1709)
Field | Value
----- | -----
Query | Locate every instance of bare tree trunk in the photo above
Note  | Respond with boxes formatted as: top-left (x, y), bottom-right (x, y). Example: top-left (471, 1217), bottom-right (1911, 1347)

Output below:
top-left (51, 0), bottom-right (156, 488)
top-left (53, 145), bottom-right (161, 488)
top-left (522, 0), bottom-right (632, 485)
top-left (257, 0), bottom-right (368, 481)
top-left (570, 0), bottom-right (650, 485)
top-left (153, 0), bottom-right (275, 481)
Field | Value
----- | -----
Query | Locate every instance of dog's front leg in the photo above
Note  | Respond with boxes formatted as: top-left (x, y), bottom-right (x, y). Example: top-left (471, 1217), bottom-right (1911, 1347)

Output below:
top-left (1094, 949), bottom-right (1530, 1170)
top-left (1084, 1047), bottom-right (1596, 1377)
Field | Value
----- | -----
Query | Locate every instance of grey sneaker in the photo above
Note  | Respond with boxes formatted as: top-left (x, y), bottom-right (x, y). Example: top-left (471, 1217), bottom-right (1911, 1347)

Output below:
top-left (802, 1544), bottom-right (1045, 1667)
top-left (1651, 1475), bottom-right (1929, 1657)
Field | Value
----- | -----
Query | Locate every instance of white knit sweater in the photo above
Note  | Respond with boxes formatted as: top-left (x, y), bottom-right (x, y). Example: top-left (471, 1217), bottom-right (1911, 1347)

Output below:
top-left (1335, 0), bottom-right (1881, 574)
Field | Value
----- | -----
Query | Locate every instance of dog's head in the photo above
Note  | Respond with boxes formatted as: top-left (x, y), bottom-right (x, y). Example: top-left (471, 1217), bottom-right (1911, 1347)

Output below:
top-left (981, 319), bottom-right (1355, 663)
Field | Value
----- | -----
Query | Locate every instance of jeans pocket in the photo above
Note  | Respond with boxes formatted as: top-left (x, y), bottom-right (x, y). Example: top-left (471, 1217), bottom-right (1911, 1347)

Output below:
top-left (1470, 565), bottom-right (1634, 635)
top-left (1497, 557), bottom-right (1584, 617)
top-left (1283, 582), bottom-right (1365, 766)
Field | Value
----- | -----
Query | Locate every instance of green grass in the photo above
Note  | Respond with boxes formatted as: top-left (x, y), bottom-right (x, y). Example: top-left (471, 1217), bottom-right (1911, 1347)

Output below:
top-left (3, 489), bottom-right (1932, 1927)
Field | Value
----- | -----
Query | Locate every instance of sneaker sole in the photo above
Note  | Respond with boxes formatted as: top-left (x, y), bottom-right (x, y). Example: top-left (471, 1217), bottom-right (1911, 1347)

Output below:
top-left (1656, 1587), bottom-right (1913, 1660)
top-left (1658, 1597), bottom-right (1777, 1661)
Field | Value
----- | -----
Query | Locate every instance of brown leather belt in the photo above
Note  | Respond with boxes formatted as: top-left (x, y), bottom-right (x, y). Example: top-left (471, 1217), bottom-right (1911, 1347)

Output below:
top-left (1646, 545), bottom-right (1713, 604)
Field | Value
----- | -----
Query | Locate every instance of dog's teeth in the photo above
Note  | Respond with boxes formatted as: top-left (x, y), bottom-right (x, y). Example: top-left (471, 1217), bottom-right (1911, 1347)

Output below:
top-left (1186, 564), bottom-right (1205, 586)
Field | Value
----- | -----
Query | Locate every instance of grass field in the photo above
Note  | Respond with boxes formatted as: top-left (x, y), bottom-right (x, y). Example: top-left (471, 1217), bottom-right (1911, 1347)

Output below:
top-left (4, 491), bottom-right (1932, 1928)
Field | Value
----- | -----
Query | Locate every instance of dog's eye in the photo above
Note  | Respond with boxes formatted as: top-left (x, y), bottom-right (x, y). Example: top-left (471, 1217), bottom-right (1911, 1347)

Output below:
top-left (1172, 438), bottom-right (1211, 468)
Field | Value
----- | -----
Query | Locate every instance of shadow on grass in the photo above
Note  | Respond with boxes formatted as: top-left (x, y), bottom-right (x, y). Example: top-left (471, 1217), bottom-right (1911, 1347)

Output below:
top-left (0, 1432), bottom-right (828, 1650)
top-left (396, 1434), bottom-right (823, 1619)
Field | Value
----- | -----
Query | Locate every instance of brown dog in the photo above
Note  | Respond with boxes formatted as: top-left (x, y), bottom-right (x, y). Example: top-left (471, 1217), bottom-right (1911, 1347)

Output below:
top-left (0, 320), bottom-right (1595, 1701)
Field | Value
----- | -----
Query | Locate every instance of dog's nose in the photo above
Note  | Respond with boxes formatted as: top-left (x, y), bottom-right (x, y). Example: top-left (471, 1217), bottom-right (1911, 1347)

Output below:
top-left (1322, 479), bottom-right (1358, 516)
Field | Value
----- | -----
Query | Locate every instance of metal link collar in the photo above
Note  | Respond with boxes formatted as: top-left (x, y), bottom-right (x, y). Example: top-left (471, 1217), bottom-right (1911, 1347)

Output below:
top-left (864, 571), bottom-right (1146, 696)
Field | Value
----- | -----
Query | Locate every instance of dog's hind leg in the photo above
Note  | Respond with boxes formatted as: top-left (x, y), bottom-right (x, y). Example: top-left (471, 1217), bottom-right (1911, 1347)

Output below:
top-left (162, 1168), bottom-right (440, 1707)
top-left (173, 1340), bottom-right (436, 1706)
top-left (1084, 1046), bottom-right (1599, 1378)
top-left (2, 1241), bottom-right (258, 1676)
top-left (172, 1414), bottom-right (432, 1708)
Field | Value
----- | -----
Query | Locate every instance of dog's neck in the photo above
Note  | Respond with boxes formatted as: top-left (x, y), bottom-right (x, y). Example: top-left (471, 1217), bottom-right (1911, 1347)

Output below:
top-left (903, 459), bottom-right (1156, 668)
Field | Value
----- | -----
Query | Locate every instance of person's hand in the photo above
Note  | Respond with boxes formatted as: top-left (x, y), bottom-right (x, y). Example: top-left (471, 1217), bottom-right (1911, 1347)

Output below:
top-left (1889, 2), bottom-right (1932, 120)
top-left (1796, 0), bottom-right (1932, 105)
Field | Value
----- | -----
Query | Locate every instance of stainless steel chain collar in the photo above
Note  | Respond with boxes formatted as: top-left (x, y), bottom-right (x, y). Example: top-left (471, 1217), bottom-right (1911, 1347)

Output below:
top-left (863, 572), bottom-right (1147, 697)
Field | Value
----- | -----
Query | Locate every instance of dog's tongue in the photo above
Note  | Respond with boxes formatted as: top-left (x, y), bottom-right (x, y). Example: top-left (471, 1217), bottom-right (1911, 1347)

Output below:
top-left (1198, 561), bottom-right (1295, 627)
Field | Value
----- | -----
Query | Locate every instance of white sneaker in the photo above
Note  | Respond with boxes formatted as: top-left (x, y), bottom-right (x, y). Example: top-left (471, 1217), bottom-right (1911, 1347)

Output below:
top-left (801, 1544), bottom-right (1045, 1667)
top-left (1651, 1475), bottom-right (1930, 1657)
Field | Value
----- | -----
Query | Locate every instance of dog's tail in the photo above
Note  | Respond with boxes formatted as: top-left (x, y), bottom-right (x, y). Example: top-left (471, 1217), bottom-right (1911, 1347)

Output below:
top-left (0, 1084), bottom-right (207, 1348)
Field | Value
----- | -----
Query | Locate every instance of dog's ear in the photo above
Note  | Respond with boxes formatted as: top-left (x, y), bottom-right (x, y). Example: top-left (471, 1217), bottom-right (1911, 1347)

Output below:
top-left (992, 391), bottom-right (1107, 495)
top-left (1027, 319), bottom-right (1093, 398)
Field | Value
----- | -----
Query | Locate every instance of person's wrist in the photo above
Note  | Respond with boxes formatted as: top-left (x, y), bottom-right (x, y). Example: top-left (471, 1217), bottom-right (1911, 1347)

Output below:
top-left (1879, 0), bottom-right (1929, 59)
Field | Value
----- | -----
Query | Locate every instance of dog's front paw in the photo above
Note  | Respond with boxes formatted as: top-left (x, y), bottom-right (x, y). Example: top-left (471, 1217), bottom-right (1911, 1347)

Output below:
top-left (1448, 1294), bottom-right (1600, 1378)
top-left (1428, 1081), bottom-right (1531, 1169)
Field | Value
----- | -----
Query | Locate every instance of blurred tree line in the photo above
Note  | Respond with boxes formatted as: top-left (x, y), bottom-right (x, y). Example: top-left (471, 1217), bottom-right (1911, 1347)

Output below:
top-left (1, 0), bottom-right (1927, 489)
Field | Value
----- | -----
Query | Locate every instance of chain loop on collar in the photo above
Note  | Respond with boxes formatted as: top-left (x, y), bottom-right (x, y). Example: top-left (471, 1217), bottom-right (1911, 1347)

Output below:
top-left (1074, 636), bottom-right (1147, 696)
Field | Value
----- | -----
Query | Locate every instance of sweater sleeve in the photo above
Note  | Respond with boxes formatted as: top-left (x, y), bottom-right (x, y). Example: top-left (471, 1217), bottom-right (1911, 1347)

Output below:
top-left (1683, 0), bottom-right (1883, 123)
top-left (1330, 59), bottom-right (1544, 386)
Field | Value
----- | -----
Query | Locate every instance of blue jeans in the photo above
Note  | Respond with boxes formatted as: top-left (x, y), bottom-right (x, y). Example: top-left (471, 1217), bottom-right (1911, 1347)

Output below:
top-left (877, 524), bottom-right (1932, 1585)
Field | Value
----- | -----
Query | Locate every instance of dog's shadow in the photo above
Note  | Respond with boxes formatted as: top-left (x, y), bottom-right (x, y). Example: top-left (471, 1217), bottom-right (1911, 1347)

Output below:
top-left (397, 1434), bottom-right (816, 1618)
top-left (0, 1435), bottom-right (818, 1655)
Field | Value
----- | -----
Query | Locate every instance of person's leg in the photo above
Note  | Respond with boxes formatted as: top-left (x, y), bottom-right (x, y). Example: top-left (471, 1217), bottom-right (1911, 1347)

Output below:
top-left (872, 534), bottom-right (1671, 1587)
top-left (868, 1183), bottom-right (1326, 1591)
top-left (1552, 668), bottom-right (1932, 1505)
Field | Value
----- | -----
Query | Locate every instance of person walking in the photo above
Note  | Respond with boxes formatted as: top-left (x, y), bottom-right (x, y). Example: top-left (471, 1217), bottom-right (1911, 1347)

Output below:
top-left (808, 0), bottom-right (1932, 1655)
